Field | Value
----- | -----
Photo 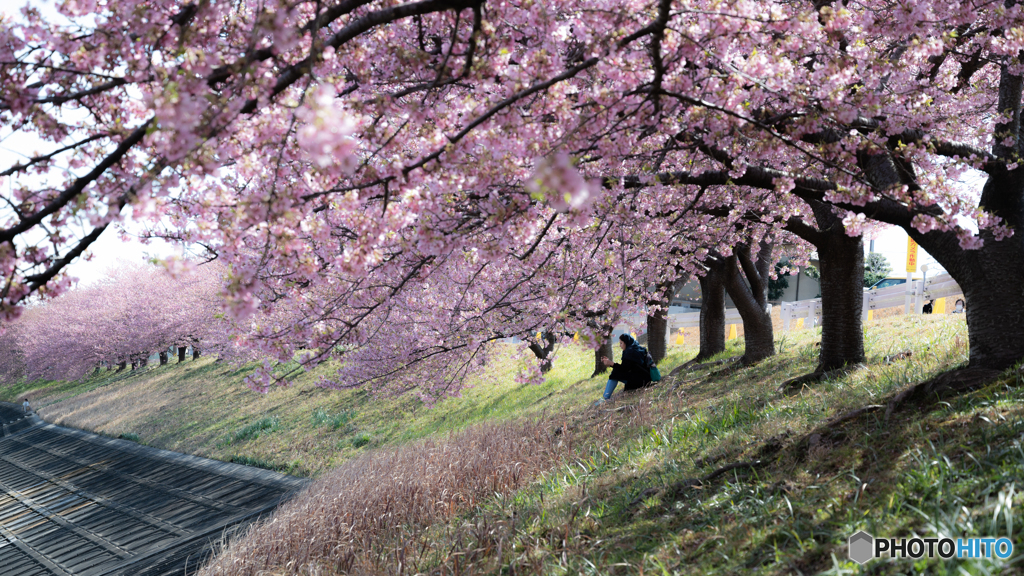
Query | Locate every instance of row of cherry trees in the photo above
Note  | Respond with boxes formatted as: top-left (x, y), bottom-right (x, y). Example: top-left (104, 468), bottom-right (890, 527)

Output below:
top-left (0, 263), bottom-right (222, 382)
top-left (2, 1), bottom-right (1022, 398)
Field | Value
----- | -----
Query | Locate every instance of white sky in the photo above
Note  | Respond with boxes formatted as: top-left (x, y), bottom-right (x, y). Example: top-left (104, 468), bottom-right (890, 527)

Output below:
top-left (1, 0), bottom-right (179, 287)
top-left (865, 226), bottom-right (943, 279)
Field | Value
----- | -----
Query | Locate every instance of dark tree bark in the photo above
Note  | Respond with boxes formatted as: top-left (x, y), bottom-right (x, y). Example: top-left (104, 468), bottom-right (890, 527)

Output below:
top-left (591, 324), bottom-right (614, 377)
top-left (117, 361), bottom-right (126, 372)
top-left (192, 347), bottom-right (201, 360)
top-left (140, 355), bottom-right (148, 367)
top-left (178, 346), bottom-right (187, 362)
top-left (723, 240), bottom-right (776, 364)
top-left (646, 307), bottom-right (668, 364)
top-left (527, 332), bottom-right (557, 373)
top-left (801, 110), bottom-right (1024, 373)
top-left (130, 359), bottom-right (137, 371)
top-left (646, 274), bottom-right (690, 364)
top-left (817, 242), bottom-right (865, 370)
top-left (695, 258), bottom-right (728, 362)
top-left (785, 200), bottom-right (866, 373)
top-left (159, 351), bottom-right (168, 365)
top-left (796, 79), bottom-right (1024, 373)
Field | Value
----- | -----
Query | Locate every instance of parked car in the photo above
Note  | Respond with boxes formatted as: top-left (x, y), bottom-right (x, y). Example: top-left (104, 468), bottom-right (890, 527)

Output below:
top-left (869, 277), bottom-right (907, 290)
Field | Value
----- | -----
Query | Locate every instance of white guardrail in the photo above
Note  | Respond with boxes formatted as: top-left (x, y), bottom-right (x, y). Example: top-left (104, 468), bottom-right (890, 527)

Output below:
top-left (619, 306), bottom-right (754, 333)
top-left (618, 272), bottom-right (963, 335)
top-left (778, 272), bottom-right (963, 331)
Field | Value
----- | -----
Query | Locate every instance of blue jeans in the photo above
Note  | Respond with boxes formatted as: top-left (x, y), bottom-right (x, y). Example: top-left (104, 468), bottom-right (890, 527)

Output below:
top-left (603, 379), bottom-right (620, 400)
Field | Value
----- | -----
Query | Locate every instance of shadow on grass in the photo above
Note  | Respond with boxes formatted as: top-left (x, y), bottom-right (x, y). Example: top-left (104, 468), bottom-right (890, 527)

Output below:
top-left (556, 372), bottom-right (1024, 574)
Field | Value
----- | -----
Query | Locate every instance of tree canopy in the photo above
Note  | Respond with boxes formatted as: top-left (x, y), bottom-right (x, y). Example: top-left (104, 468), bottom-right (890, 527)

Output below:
top-left (3, 0), bottom-right (1024, 393)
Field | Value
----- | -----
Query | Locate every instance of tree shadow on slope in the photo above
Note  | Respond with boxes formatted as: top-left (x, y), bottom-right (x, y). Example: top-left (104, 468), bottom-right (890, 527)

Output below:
top-left (533, 369), bottom-right (1024, 574)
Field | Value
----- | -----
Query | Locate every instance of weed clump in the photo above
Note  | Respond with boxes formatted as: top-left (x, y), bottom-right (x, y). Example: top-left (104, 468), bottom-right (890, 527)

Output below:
top-left (232, 417), bottom-right (279, 443)
top-left (311, 407), bottom-right (354, 430)
top-left (229, 455), bottom-right (280, 471)
top-left (118, 432), bottom-right (140, 442)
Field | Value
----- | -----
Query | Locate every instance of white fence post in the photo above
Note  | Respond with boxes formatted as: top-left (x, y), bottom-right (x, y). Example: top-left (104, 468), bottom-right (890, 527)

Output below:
top-left (915, 265), bottom-right (929, 314)
top-left (904, 272), bottom-right (914, 314)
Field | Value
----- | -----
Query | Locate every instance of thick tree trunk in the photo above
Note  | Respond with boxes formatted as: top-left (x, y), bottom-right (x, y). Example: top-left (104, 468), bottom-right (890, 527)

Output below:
top-left (912, 213), bottom-right (1024, 371)
top-left (647, 273), bottom-right (690, 364)
top-left (787, 200), bottom-right (868, 373)
top-left (159, 351), bottom-right (168, 365)
top-left (592, 326), bottom-right (614, 377)
top-left (696, 261), bottom-right (728, 361)
top-left (723, 241), bottom-right (776, 364)
top-left (815, 220), bottom-right (866, 372)
top-left (646, 309), bottom-right (667, 364)
top-left (734, 306), bottom-right (774, 362)
top-left (178, 346), bottom-right (187, 362)
top-left (725, 273), bottom-right (775, 364)
top-left (527, 332), bottom-right (557, 373)
top-left (117, 361), bottom-right (126, 372)
top-left (192, 347), bottom-right (201, 360)
top-left (140, 355), bottom-right (148, 367)
top-left (130, 359), bottom-right (137, 371)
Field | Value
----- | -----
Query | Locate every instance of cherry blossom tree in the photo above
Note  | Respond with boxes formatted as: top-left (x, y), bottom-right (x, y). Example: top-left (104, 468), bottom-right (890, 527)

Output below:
top-left (4, 262), bottom-right (222, 382)
top-left (2, 0), bottom-right (1023, 397)
top-left (0, 308), bottom-right (28, 382)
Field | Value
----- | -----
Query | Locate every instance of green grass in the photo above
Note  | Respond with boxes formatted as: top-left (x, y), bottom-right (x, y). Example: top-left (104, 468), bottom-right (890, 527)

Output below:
top-left (229, 454), bottom-right (282, 471)
top-left (312, 408), bottom-right (354, 430)
top-left (4, 338), bottom-right (614, 476)
top-left (10, 313), bottom-right (1021, 574)
top-left (232, 417), bottom-right (280, 443)
top-left (394, 315), bottom-right (1023, 575)
top-left (350, 433), bottom-right (372, 448)
top-left (0, 367), bottom-right (141, 404)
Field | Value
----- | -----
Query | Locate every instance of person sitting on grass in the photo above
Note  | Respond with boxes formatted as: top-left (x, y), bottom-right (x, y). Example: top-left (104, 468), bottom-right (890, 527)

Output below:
top-left (595, 333), bottom-right (653, 405)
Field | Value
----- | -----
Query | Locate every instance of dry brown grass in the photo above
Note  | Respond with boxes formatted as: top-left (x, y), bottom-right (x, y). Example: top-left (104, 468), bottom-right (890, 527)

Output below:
top-left (198, 419), bottom-right (571, 576)
top-left (38, 369), bottom-right (186, 436)
top-left (198, 393), bottom-right (668, 576)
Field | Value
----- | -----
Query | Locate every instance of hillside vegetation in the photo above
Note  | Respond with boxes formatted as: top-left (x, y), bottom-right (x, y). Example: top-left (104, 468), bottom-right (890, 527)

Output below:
top-left (5, 314), bottom-right (1023, 574)
top-left (1, 339), bottom-right (609, 476)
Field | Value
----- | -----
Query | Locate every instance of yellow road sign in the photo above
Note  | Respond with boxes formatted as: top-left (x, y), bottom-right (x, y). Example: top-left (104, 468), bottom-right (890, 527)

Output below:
top-left (906, 237), bottom-right (919, 272)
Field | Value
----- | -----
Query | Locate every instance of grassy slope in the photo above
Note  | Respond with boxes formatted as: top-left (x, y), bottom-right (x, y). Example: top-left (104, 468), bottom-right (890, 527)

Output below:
top-left (5, 314), bottom-right (1023, 574)
top-left (423, 315), bottom-right (1024, 575)
top-left (0, 340), bottom-right (609, 476)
